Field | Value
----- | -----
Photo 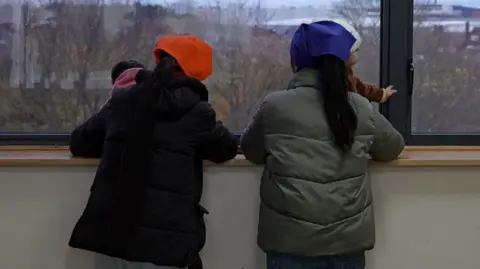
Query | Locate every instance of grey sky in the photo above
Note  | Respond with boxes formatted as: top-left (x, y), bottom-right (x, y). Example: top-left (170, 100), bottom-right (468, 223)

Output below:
top-left (149, 0), bottom-right (480, 8)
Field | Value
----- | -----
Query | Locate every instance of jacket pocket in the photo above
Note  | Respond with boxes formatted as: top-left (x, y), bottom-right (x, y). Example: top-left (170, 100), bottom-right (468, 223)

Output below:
top-left (185, 203), bottom-right (208, 269)
top-left (197, 203), bottom-right (209, 215)
top-left (195, 202), bottom-right (208, 250)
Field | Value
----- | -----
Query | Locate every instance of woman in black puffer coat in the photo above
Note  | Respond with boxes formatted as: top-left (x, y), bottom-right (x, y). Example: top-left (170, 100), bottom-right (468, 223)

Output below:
top-left (68, 35), bottom-right (238, 269)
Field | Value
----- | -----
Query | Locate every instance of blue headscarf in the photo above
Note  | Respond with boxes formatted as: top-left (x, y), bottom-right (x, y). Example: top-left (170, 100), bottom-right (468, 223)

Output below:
top-left (290, 20), bottom-right (358, 69)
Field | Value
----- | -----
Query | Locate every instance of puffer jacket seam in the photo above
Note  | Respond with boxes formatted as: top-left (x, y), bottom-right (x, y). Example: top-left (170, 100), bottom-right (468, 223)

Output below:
top-left (262, 199), bottom-right (372, 226)
top-left (138, 224), bottom-right (198, 235)
top-left (270, 172), bottom-right (366, 184)
top-left (146, 185), bottom-right (196, 199)
top-left (265, 133), bottom-right (373, 142)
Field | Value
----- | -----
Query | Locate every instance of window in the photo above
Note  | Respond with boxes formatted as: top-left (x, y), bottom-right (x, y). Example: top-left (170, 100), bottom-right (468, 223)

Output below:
top-left (379, 0), bottom-right (480, 145)
top-left (0, 0), bottom-right (477, 146)
top-left (406, 0), bottom-right (480, 144)
top-left (0, 1), bottom-right (292, 140)
top-left (412, 2), bottom-right (480, 133)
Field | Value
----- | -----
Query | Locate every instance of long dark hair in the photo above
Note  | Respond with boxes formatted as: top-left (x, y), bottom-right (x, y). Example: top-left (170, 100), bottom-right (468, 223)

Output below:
top-left (111, 54), bottom-right (177, 236)
top-left (124, 53), bottom-right (177, 175)
top-left (132, 54), bottom-right (176, 103)
top-left (315, 55), bottom-right (358, 152)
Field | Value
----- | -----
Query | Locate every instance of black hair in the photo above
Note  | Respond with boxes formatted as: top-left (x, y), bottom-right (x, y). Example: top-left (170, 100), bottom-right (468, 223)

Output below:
top-left (315, 55), bottom-right (358, 152)
top-left (111, 60), bottom-right (145, 84)
top-left (128, 53), bottom-right (177, 121)
top-left (141, 53), bottom-right (176, 93)
top-left (112, 55), bottom-right (176, 217)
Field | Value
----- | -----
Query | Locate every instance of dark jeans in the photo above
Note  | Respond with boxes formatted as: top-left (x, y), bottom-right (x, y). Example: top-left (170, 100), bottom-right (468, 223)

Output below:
top-left (266, 252), bottom-right (366, 269)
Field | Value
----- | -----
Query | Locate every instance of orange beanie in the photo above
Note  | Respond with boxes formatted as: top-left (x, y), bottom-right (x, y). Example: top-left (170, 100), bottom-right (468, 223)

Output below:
top-left (154, 35), bottom-right (213, 81)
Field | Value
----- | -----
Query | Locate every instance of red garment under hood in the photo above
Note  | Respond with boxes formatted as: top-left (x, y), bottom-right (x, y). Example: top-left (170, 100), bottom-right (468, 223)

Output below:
top-left (111, 67), bottom-right (143, 96)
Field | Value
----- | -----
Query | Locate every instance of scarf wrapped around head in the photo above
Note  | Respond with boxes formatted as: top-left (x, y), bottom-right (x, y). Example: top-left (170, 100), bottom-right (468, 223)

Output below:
top-left (290, 19), bottom-right (362, 70)
top-left (153, 35), bottom-right (213, 81)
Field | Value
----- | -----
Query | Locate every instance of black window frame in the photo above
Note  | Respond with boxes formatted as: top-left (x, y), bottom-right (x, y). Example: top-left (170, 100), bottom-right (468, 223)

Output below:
top-left (0, 133), bottom-right (69, 145)
top-left (1, 0), bottom-right (479, 146)
top-left (379, 0), bottom-right (412, 141)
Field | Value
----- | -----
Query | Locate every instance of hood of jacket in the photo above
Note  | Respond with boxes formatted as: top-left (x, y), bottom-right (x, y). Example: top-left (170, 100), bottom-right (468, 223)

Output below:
top-left (134, 69), bottom-right (209, 121)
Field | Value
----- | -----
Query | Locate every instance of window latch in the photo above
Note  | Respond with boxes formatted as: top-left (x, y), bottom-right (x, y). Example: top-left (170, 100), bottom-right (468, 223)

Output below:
top-left (407, 59), bottom-right (415, 96)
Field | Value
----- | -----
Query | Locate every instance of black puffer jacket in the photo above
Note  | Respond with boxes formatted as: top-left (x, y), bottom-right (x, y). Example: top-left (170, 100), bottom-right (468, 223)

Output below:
top-left (68, 70), bottom-right (238, 269)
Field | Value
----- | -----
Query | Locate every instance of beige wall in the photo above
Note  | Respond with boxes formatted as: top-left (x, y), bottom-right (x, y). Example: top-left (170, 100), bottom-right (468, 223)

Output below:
top-left (1, 165), bottom-right (480, 269)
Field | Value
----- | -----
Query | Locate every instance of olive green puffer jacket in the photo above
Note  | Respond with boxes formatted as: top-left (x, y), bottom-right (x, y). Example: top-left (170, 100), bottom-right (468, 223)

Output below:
top-left (240, 68), bottom-right (405, 256)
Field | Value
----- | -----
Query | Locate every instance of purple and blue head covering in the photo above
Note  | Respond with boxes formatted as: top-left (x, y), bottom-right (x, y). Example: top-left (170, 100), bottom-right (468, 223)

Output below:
top-left (290, 19), bottom-right (362, 70)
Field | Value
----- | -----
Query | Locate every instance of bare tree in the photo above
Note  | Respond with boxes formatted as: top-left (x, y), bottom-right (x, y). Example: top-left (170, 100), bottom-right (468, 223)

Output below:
top-left (0, 0), bottom-right (175, 132)
top-left (199, 1), bottom-right (290, 131)
top-left (6, 0), bottom-right (477, 133)
top-left (333, 0), bottom-right (378, 38)
top-left (118, 1), bottom-right (173, 67)
top-left (20, 0), bottom-right (114, 130)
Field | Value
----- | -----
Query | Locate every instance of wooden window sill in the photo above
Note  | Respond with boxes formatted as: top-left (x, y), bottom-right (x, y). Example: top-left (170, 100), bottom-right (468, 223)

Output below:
top-left (0, 146), bottom-right (480, 167)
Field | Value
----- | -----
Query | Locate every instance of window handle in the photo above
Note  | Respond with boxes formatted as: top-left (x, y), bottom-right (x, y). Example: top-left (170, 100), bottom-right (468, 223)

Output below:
top-left (407, 59), bottom-right (415, 96)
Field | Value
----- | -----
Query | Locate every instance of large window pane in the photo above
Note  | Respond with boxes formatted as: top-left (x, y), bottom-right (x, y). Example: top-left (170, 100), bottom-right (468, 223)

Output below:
top-left (0, 1), bottom-right (380, 134)
top-left (412, 2), bottom-right (480, 133)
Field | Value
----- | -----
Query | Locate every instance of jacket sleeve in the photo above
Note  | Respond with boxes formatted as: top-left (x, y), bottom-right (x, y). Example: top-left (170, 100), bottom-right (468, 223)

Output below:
top-left (69, 99), bottom-right (116, 158)
top-left (352, 75), bottom-right (384, 103)
top-left (369, 109), bottom-right (405, 161)
top-left (240, 100), bottom-right (267, 165)
top-left (196, 103), bottom-right (239, 164)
